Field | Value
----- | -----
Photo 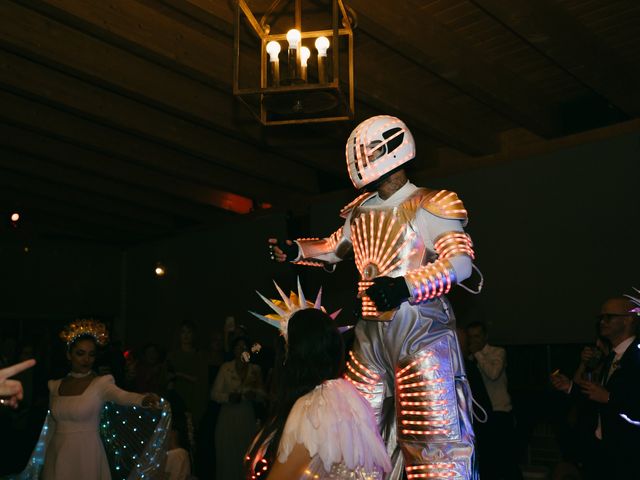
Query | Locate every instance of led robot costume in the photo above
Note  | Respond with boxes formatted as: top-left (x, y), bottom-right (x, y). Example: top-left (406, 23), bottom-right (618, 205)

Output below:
top-left (247, 280), bottom-right (391, 480)
top-left (271, 116), bottom-right (479, 480)
top-left (8, 320), bottom-right (170, 480)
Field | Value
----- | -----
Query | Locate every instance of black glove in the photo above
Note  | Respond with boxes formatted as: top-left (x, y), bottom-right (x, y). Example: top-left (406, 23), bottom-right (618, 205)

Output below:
top-left (268, 239), bottom-right (299, 262)
top-left (366, 276), bottom-right (410, 311)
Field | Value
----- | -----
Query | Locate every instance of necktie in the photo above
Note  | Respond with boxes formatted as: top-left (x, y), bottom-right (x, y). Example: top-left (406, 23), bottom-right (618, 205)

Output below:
top-left (601, 352), bottom-right (616, 385)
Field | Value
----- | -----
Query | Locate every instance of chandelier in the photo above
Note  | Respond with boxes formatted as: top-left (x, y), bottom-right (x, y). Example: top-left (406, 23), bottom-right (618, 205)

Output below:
top-left (233, 0), bottom-right (355, 125)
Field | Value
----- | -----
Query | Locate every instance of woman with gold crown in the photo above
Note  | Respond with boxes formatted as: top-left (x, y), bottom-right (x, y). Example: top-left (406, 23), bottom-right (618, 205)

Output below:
top-left (7, 319), bottom-right (171, 480)
top-left (245, 280), bottom-right (391, 480)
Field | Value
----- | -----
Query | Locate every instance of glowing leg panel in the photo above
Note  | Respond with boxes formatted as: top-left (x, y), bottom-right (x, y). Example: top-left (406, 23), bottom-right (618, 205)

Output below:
top-left (396, 338), bottom-right (476, 480)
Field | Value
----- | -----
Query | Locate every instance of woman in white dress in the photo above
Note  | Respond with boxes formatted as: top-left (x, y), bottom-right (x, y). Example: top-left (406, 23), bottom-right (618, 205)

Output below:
top-left (212, 336), bottom-right (265, 480)
top-left (246, 288), bottom-right (391, 480)
top-left (41, 321), bottom-right (160, 480)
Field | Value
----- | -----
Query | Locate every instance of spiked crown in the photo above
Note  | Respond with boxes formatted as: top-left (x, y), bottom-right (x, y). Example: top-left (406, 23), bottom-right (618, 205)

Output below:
top-left (250, 278), bottom-right (347, 341)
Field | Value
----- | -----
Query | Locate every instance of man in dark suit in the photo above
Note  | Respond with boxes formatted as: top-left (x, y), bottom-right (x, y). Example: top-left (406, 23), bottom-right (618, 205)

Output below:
top-left (552, 296), bottom-right (640, 479)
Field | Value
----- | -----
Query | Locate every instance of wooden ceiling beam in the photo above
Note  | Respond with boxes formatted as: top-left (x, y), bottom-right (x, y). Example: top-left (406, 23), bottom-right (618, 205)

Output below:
top-left (16, 0), bottom-right (499, 155)
top-left (0, 2), bottom-right (319, 193)
top-left (6, 0), bottom-right (341, 177)
top-left (0, 122), bottom-right (268, 212)
top-left (0, 90), bottom-right (302, 209)
top-left (0, 208), bottom-right (136, 245)
top-left (159, 0), bottom-right (536, 151)
top-left (354, 40), bottom-right (498, 155)
top-left (0, 186), bottom-right (166, 237)
top-left (470, 0), bottom-right (640, 116)
top-left (346, 0), bottom-right (562, 138)
top-left (0, 169), bottom-right (176, 229)
top-left (0, 149), bottom-right (229, 224)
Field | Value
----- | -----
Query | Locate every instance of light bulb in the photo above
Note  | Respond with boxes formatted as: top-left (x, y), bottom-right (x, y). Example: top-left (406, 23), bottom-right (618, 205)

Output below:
top-left (315, 36), bottom-right (330, 56)
top-left (154, 263), bottom-right (166, 277)
top-left (300, 46), bottom-right (311, 67)
top-left (286, 29), bottom-right (301, 49)
top-left (10, 212), bottom-right (20, 222)
top-left (266, 41), bottom-right (281, 62)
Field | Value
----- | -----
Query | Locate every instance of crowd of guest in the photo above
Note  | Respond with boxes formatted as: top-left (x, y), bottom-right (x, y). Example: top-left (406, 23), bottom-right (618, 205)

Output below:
top-left (1, 293), bottom-right (639, 480)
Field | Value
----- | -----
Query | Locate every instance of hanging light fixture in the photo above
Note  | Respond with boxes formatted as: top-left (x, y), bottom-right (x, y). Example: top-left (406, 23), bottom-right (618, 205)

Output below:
top-left (233, 0), bottom-right (355, 125)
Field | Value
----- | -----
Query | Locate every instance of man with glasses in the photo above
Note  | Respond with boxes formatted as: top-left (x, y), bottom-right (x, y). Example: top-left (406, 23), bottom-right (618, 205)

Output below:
top-left (551, 296), bottom-right (640, 479)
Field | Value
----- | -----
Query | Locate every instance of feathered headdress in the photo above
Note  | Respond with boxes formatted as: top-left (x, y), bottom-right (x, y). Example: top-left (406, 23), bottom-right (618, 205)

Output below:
top-left (250, 278), bottom-right (350, 340)
top-left (625, 287), bottom-right (640, 315)
top-left (59, 319), bottom-right (109, 346)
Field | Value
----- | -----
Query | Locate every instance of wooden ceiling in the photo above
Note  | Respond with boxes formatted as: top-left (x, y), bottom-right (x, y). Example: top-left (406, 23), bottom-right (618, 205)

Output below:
top-left (1, 0), bottom-right (639, 244)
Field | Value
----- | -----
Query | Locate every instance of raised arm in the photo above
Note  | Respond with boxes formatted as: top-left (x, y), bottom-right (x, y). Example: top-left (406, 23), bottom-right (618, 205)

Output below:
top-left (268, 219), bottom-right (352, 268)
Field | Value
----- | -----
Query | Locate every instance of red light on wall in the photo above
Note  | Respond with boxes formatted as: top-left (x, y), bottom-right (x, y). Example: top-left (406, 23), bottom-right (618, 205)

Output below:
top-left (211, 191), bottom-right (254, 214)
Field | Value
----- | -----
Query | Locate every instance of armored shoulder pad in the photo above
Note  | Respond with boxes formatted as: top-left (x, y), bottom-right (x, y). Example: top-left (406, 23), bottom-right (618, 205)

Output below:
top-left (420, 189), bottom-right (468, 225)
top-left (339, 192), bottom-right (376, 219)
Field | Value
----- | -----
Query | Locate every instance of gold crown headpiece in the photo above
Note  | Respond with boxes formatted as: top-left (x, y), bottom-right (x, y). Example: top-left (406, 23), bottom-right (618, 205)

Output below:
top-left (249, 277), bottom-right (348, 341)
top-left (59, 319), bottom-right (109, 346)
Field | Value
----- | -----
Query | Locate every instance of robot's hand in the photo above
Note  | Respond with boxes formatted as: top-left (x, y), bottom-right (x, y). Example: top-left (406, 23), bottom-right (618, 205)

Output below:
top-left (268, 238), bottom-right (299, 263)
top-left (366, 276), bottom-right (410, 311)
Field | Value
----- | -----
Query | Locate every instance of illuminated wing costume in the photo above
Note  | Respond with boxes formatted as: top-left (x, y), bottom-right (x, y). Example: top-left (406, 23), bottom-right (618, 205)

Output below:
top-left (288, 116), bottom-right (479, 480)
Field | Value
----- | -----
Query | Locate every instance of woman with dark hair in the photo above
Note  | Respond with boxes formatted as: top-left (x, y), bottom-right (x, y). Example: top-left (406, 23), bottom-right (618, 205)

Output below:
top-left (246, 285), bottom-right (390, 480)
top-left (212, 335), bottom-right (265, 480)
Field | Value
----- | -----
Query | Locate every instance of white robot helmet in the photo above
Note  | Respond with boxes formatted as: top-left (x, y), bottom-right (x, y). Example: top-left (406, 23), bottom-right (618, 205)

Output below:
top-left (345, 115), bottom-right (416, 189)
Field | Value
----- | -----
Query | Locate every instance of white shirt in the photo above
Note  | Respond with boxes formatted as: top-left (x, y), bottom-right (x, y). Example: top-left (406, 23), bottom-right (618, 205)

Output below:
top-left (473, 344), bottom-right (512, 413)
top-left (211, 361), bottom-right (264, 403)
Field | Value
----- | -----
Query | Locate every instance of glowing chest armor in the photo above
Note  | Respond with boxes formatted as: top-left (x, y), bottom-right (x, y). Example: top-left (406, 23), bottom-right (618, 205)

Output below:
top-left (350, 192), bottom-right (431, 319)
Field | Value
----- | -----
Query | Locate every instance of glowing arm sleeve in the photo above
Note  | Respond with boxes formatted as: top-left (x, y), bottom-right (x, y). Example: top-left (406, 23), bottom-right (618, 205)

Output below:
top-left (405, 212), bottom-right (474, 303)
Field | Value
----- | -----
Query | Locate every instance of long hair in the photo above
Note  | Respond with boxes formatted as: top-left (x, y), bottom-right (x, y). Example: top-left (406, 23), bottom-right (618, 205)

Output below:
top-left (245, 308), bottom-right (344, 475)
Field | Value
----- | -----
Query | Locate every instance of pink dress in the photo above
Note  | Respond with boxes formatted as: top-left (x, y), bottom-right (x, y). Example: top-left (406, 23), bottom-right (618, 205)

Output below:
top-left (42, 375), bottom-right (143, 480)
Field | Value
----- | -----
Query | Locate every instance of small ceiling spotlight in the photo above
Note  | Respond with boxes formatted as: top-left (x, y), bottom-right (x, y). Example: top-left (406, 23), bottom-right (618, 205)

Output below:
top-left (154, 263), bottom-right (166, 277)
top-left (10, 212), bottom-right (20, 223)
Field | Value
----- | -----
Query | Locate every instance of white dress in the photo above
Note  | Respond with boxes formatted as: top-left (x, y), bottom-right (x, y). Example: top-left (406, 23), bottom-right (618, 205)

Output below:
top-left (42, 375), bottom-right (144, 480)
top-left (277, 378), bottom-right (391, 479)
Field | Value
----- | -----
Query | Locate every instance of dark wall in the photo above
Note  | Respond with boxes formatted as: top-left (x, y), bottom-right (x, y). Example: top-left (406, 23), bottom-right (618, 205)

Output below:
top-left (123, 213), bottom-right (297, 350)
top-left (0, 240), bottom-right (122, 327)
